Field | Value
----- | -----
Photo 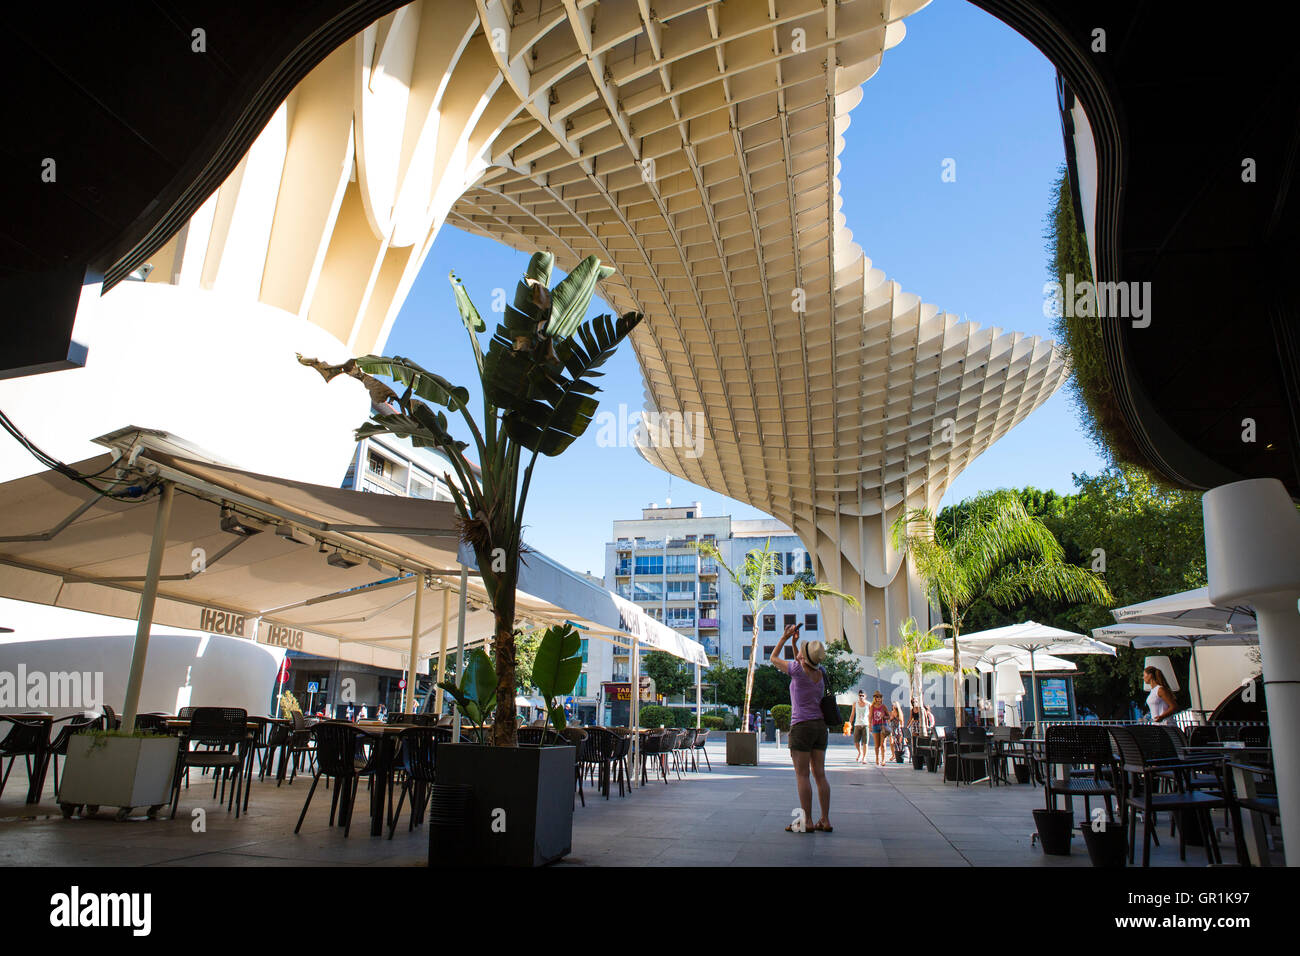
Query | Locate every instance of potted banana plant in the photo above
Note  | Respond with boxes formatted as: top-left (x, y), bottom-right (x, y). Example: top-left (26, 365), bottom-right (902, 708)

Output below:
top-left (302, 251), bottom-right (637, 866)
top-left (435, 625), bottom-right (583, 865)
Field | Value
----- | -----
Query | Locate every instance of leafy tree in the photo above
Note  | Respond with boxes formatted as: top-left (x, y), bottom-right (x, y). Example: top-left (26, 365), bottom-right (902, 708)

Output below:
top-left (892, 489), bottom-right (1113, 726)
top-left (696, 538), bottom-right (859, 732)
top-left (642, 650), bottom-right (693, 701)
top-left (820, 639), bottom-right (865, 696)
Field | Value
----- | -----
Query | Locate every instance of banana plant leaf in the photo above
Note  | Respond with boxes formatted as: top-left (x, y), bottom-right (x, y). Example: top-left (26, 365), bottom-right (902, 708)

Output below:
top-left (485, 310), bottom-right (642, 457)
top-left (533, 624), bottom-right (582, 737)
top-left (352, 355), bottom-right (469, 410)
top-left (547, 255), bottom-right (616, 341)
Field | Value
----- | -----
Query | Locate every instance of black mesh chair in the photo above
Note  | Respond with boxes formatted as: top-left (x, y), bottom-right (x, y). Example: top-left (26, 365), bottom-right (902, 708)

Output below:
top-left (0, 716), bottom-right (53, 801)
top-left (562, 728), bottom-right (589, 806)
top-left (610, 728), bottom-right (634, 794)
top-left (387, 726), bottom-right (448, 839)
top-left (582, 727), bottom-right (618, 798)
top-left (1111, 726), bottom-right (1227, 866)
top-left (170, 707), bottom-right (250, 818)
top-left (133, 713), bottom-right (170, 734)
top-left (693, 728), bottom-right (711, 772)
top-left (638, 730), bottom-right (668, 785)
top-left (295, 722), bottom-right (378, 837)
top-left (47, 714), bottom-right (98, 799)
top-left (1042, 725), bottom-right (1118, 821)
top-left (955, 727), bottom-right (997, 787)
top-left (99, 705), bottom-right (121, 730)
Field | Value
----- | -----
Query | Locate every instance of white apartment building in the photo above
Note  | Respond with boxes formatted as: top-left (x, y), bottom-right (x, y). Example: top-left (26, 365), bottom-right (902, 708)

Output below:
top-left (600, 502), bottom-right (847, 711)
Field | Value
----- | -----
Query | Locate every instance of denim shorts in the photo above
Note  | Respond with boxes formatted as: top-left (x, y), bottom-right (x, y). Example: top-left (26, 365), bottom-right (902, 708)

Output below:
top-left (871, 724), bottom-right (883, 734)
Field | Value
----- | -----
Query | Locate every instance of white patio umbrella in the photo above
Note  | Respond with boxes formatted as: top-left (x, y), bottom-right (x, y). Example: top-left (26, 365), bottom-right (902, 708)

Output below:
top-left (917, 644), bottom-right (1078, 673)
top-left (1110, 587), bottom-right (1256, 633)
top-left (1091, 622), bottom-right (1259, 715)
top-left (953, 622), bottom-right (1116, 726)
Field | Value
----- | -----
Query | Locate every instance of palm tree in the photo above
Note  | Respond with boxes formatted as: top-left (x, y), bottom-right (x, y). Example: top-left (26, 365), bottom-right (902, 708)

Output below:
top-left (873, 616), bottom-right (952, 711)
top-left (890, 490), bottom-right (1113, 727)
top-left (301, 251), bottom-right (640, 746)
top-left (696, 538), bottom-right (859, 732)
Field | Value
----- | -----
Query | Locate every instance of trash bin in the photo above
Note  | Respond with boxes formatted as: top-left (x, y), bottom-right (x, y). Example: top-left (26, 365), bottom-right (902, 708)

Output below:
top-left (763, 718), bottom-right (776, 743)
top-left (1081, 822), bottom-right (1128, 867)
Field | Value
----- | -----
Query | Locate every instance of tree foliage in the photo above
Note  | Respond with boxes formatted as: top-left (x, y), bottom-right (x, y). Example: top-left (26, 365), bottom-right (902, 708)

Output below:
top-left (642, 650), bottom-right (694, 701)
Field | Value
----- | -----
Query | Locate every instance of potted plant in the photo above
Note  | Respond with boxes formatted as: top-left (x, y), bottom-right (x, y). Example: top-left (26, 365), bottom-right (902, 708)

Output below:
top-left (771, 704), bottom-right (791, 746)
top-left (1032, 808), bottom-right (1074, 856)
top-left (695, 538), bottom-right (858, 764)
top-left (303, 251), bottom-right (639, 866)
top-left (436, 625), bottom-right (582, 866)
top-left (1080, 819), bottom-right (1128, 867)
top-left (58, 729), bottom-right (179, 821)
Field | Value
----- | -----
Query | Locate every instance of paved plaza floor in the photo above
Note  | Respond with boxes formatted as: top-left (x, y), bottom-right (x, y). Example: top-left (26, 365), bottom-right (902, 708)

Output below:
top-left (0, 740), bottom-right (1267, 867)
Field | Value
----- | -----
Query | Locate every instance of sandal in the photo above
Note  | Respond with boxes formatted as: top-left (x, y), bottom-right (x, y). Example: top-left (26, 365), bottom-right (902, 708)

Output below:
top-left (814, 821), bottom-right (834, 833)
top-left (785, 823), bottom-right (811, 833)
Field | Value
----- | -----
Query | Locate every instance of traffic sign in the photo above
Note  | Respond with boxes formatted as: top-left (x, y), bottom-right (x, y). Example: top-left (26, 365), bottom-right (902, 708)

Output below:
top-left (306, 682), bottom-right (319, 694)
top-left (399, 678), bottom-right (407, 690)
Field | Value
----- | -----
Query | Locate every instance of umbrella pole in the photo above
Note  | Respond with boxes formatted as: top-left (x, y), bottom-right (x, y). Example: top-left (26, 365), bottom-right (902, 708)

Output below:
top-left (695, 661), bottom-right (701, 729)
top-left (1191, 639), bottom-right (1204, 717)
top-left (121, 482), bottom-right (174, 730)
top-left (404, 576), bottom-right (423, 713)
top-left (630, 638), bottom-right (640, 780)
top-left (453, 565), bottom-right (467, 741)
top-left (1030, 648), bottom-right (1040, 731)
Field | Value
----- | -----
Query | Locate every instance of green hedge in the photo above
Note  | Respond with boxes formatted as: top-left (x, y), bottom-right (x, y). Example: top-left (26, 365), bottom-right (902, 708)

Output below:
top-left (637, 704), bottom-right (675, 728)
top-left (700, 715), bottom-right (728, 731)
top-left (770, 704), bottom-right (792, 732)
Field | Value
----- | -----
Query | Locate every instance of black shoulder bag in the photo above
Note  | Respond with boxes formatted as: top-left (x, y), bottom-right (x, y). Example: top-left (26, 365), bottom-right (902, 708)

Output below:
top-left (818, 668), bottom-right (840, 725)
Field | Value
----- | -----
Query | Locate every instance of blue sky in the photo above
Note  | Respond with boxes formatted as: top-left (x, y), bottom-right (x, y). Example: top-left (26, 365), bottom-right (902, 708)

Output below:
top-left (384, 0), bottom-right (1106, 575)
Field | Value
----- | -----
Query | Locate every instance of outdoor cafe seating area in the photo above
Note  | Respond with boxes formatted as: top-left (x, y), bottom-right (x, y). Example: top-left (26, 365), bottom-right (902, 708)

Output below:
top-left (909, 717), bottom-right (1279, 866)
top-left (1, 705), bottom-right (716, 845)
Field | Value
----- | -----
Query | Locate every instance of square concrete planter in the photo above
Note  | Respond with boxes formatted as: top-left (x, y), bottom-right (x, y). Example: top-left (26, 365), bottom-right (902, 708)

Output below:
top-left (725, 731), bottom-right (758, 765)
top-left (58, 735), bottom-right (178, 820)
top-left (432, 743), bottom-right (575, 867)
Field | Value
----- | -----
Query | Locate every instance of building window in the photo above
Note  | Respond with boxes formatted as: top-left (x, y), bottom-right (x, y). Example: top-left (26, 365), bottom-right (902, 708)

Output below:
top-left (685, 511), bottom-right (694, 518)
top-left (665, 554), bottom-right (695, 574)
top-left (576, 674), bottom-right (587, 696)
top-left (367, 451), bottom-right (388, 477)
top-left (763, 645), bottom-right (776, 658)
top-left (787, 551), bottom-right (807, 575)
top-left (667, 580), bottom-right (695, 599)
top-left (763, 615), bottom-right (775, 631)
top-left (742, 614), bottom-right (754, 632)
top-left (784, 614), bottom-right (796, 628)
top-left (634, 555), bottom-right (664, 575)
top-left (666, 607), bottom-right (693, 628)
top-left (784, 645), bottom-right (796, 660)
top-left (580, 638), bottom-right (588, 663)
top-left (805, 614), bottom-right (818, 631)
top-left (633, 581), bottom-right (663, 601)
top-left (742, 646), bottom-right (751, 661)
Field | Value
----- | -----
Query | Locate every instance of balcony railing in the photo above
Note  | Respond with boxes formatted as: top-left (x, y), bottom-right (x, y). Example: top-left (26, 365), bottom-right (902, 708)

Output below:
top-left (666, 537), bottom-right (694, 549)
top-left (698, 618), bottom-right (719, 628)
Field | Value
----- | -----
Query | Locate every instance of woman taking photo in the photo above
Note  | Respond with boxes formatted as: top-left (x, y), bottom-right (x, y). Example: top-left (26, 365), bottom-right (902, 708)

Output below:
top-left (848, 690), bottom-right (871, 763)
top-left (771, 623), bottom-right (832, 833)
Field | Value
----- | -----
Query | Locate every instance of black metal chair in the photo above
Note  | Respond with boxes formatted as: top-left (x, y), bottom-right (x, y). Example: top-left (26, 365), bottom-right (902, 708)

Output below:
top-left (1111, 726), bottom-right (1226, 866)
top-left (639, 730), bottom-right (668, 784)
top-left (133, 713), bottom-right (170, 734)
top-left (170, 707), bottom-right (249, 819)
top-left (294, 722), bottom-right (378, 837)
top-left (47, 714), bottom-right (98, 799)
top-left (954, 727), bottom-right (997, 787)
top-left (279, 711), bottom-right (316, 784)
top-left (0, 716), bottom-right (53, 801)
top-left (1042, 725), bottom-right (1118, 822)
top-left (99, 705), bottom-right (121, 730)
top-left (693, 728), bottom-right (711, 772)
top-left (582, 726), bottom-right (619, 798)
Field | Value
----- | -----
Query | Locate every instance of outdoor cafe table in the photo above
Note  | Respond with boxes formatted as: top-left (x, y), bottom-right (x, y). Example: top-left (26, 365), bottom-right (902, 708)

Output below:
top-left (0, 713), bottom-right (54, 803)
top-left (354, 722), bottom-right (425, 837)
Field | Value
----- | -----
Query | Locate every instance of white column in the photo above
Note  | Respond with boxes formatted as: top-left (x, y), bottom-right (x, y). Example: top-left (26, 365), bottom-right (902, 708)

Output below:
top-left (695, 661), bottom-right (702, 729)
top-left (434, 585), bottom-right (450, 714)
top-left (1203, 478), bottom-right (1300, 866)
top-left (453, 565), bottom-right (468, 741)
top-left (630, 637), bottom-right (639, 777)
top-left (121, 482), bottom-right (174, 729)
top-left (404, 576), bottom-right (423, 713)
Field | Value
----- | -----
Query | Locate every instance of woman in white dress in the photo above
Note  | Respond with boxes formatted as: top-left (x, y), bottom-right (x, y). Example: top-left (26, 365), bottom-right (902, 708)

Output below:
top-left (1143, 666), bottom-right (1177, 722)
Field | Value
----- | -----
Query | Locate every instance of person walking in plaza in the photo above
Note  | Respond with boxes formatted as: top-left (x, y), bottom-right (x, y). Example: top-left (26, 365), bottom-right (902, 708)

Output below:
top-left (868, 691), bottom-right (889, 767)
top-left (771, 623), bottom-right (832, 833)
top-left (848, 690), bottom-right (871, 763)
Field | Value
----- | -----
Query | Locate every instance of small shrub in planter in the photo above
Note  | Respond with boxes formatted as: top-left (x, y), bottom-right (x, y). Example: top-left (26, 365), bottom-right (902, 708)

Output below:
top-left (701, 716), bottom-right (728, 731)
top-left (770, 705), bottom-right (792, 732)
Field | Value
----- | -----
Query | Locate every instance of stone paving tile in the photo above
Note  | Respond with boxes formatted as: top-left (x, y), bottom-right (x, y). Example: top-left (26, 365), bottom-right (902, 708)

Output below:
top-left (0, 740), bottom-right (1256, 867)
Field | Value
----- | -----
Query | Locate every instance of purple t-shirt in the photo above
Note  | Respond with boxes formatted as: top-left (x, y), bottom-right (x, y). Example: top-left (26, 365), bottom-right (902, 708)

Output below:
top-left (787, 661), bottom-right (825, 725)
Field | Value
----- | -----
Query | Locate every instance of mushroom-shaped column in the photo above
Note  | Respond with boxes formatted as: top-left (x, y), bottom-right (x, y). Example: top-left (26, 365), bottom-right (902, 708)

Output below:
top-left (1203, 477), bottom-right (1300, 866)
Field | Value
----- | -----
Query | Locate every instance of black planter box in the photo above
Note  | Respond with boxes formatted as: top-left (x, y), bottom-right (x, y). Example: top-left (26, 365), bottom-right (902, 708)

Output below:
top-left (432, 743), bottom-right (575, 867)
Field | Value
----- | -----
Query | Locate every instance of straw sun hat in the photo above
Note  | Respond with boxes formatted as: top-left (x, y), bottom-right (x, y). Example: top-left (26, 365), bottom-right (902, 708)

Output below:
top-left (803, 639), bottom-right (826, 665)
